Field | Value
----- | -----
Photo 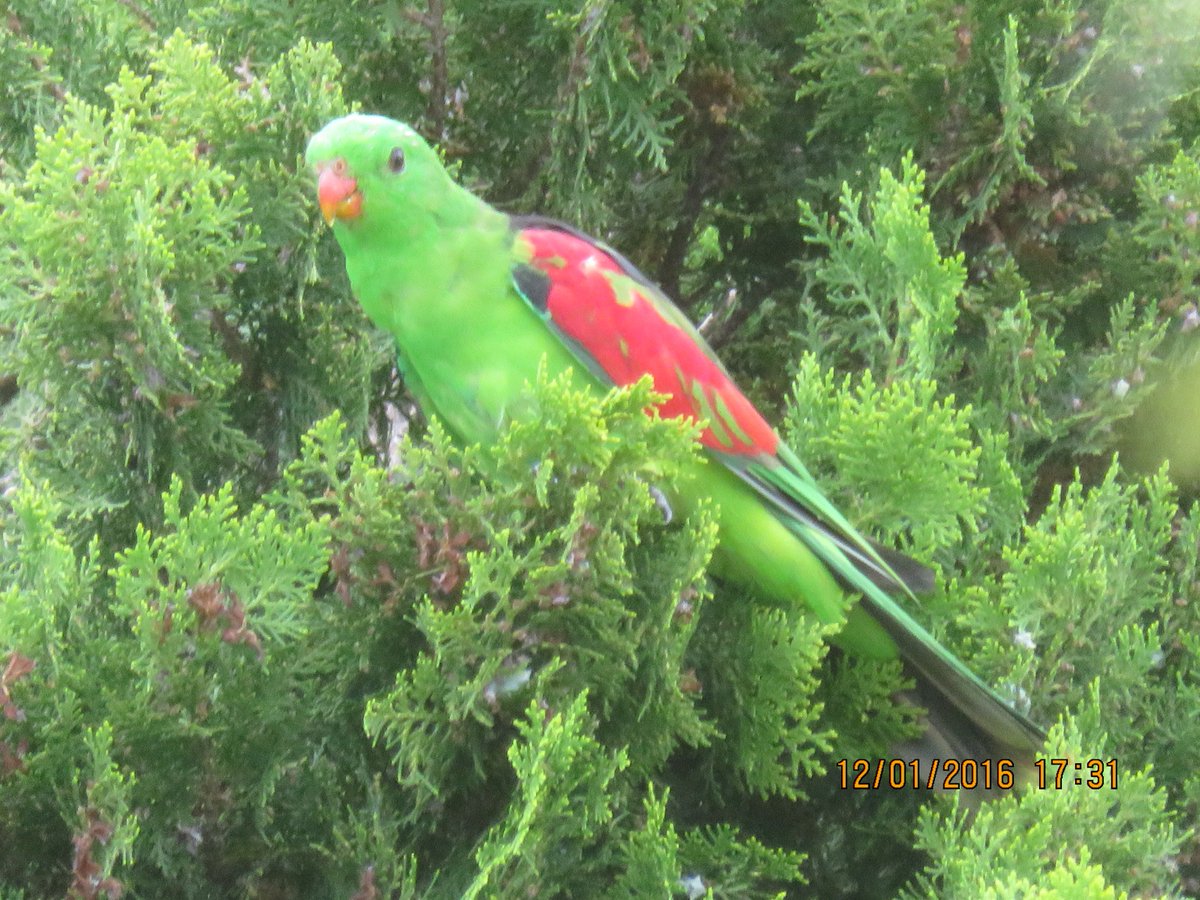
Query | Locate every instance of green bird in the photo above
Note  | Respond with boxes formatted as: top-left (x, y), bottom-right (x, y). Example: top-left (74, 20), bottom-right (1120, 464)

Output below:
top-left (305, 113), bottom-right (1044, 780)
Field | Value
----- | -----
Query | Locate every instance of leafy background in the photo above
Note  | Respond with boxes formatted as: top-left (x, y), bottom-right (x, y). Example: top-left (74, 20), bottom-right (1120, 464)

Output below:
top-left (2, 0), bottom-right (1199, 896)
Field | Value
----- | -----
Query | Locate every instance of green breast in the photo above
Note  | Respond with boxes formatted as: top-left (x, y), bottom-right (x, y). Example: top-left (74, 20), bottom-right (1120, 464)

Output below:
top-left (342, 216), bottom-right (587, 444)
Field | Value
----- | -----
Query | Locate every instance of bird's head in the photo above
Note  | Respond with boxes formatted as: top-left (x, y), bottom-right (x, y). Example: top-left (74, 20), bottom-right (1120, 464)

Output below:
top-left (305, 114), bottom-right (449, 230)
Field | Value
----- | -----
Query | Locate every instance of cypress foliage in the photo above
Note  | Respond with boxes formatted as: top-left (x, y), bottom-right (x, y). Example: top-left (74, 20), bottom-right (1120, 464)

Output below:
top-left (2, 1), bottom-right (1198, 896)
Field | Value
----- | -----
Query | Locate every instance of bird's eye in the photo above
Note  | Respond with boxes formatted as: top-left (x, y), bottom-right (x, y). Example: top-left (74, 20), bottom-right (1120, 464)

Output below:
top-left (387, 147), bottom-right (405, 174)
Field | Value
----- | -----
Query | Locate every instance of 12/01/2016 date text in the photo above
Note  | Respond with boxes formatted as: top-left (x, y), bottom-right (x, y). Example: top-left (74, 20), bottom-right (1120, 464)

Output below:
top-left (836, 758), bottom-right (1121, 790)
top-left (835, 758), bottom-right (1015, 790)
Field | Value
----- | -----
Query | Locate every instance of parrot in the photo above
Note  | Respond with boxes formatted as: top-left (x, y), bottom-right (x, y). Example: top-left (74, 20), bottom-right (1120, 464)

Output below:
top-left (305, 113), bottom-right (1045, 781)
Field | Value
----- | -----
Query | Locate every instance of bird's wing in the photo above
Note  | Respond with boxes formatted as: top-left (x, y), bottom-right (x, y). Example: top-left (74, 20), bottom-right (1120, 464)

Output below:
top-left (509, 218), bottom-right (1046, 757)
top-left (509, 216), bottom-right (933, 599)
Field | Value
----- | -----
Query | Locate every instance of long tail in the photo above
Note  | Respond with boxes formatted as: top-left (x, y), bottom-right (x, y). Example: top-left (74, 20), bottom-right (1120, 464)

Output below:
top-left (723, 446), bottom-right (1044, 783)
top-left (865, 588), bottom-right (1045, 788)
top-left (836, 555), bottom-right (1046, 797)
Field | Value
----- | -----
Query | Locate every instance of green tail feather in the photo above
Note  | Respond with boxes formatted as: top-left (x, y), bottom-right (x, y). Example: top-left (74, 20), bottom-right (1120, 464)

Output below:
top-left (857, 584), bottom-right (1046, 763)
top-left (738, 446), bottom-right (1045, 771)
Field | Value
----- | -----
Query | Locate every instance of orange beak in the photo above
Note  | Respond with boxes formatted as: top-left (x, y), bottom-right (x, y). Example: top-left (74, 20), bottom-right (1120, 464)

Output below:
top-left (317, 162), bottom-right (362, 225)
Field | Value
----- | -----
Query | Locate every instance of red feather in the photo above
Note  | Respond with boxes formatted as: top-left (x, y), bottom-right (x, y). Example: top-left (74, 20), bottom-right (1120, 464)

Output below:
top-left (518, 225), bottom-right (778, 456)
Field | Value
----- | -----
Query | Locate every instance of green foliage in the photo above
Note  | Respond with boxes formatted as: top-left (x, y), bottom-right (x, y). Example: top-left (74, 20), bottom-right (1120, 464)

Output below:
top-left (958, 267), bottom-right (1065, 453)
top-left (0, 29), bottom-right (365, 538)
top-left (351, 372), bottom-right (718, 835)
top-left (1, 372), bottom-right (810, 896)
top-left (996, 461), bottom-right (1175, 727)
top-left (72, 723), bottom-right (140, 897)
top-left (690, 598), bottom-right (835, 801)
top-left (3, 0), bottom-right (1200, 896)
top-left (465, 692), bottom-right (627, 898)
top-left (797, 154), bottom-right (967, 385)
top-left (784, 355), bottom-right (994, 558)
top-left (907, 701), bottom-right (1184, 898)
top-left (798, 0), bottom-right (957, 171)
top-left (2, 84), bottom-right (257, 515)
top-left (678, 825), bottom-right (806, 899)
top-left (0, 25), bottom-right (62, 165)
top-left (1133, 147), bottom-right (1200, 330)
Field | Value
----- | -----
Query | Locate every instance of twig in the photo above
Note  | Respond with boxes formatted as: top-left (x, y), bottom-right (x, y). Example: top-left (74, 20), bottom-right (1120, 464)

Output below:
top-left (658, 127), bottom-right (729, 300)
top-left (113, 0), bottom-right (156, 32)
top-left (407, 0), bottom-right (450, 139)
top-left (700, 287), bottom-right (762, 351)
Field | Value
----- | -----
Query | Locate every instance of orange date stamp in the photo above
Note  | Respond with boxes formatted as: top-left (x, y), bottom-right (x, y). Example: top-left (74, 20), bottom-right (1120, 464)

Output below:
top-left (836, 757), bottom-right (1120, 790)
top-left (835, 757), bottom-right (1016, 790)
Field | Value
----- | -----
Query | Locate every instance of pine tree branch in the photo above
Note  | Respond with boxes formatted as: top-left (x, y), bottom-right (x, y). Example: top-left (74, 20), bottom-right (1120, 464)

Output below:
top-left (700, 287), bottom-right (762, 351)
top-left (113, 0), bottom-right (156, 32)
top-left (407, 0), bottom-right (450, 139)
top-left (4, 12), bottom-right (66, 102)
top-left (658, 127), bottom-right (730, 301)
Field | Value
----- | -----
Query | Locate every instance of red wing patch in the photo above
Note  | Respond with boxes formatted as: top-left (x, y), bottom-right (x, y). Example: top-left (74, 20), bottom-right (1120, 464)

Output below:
top-left (518, 226), bottom-right (778, 456)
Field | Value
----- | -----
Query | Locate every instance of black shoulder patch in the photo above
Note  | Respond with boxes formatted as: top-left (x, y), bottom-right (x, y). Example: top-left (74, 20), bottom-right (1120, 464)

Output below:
top-left (512, 263), bottom-right (552, 314)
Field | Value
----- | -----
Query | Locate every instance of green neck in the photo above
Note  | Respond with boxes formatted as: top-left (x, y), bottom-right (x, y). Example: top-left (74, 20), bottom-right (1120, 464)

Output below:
top-left (335, 179), bottom-right (508, 336)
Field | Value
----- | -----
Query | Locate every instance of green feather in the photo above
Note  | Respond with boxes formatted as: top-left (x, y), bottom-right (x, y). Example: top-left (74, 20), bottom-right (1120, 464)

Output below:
top-left (306, 113), bottom-right (1045, 780)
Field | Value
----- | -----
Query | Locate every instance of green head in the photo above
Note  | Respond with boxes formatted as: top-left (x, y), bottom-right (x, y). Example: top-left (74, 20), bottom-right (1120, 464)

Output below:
top-left (305, 114), bottom-right (458, 238)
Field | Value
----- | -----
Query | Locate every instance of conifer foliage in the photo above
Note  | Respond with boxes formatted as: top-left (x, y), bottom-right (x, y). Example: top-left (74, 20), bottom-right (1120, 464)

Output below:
top-left (2, 1), bottom-right (1199, 897)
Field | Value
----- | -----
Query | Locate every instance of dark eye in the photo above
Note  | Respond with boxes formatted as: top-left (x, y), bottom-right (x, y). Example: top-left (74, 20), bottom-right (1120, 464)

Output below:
top-left (387, 147), bottom-right (405, 173)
